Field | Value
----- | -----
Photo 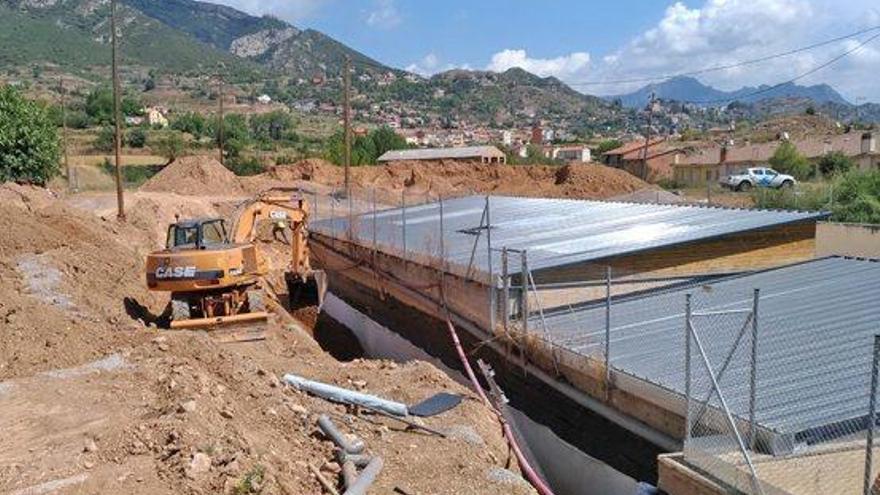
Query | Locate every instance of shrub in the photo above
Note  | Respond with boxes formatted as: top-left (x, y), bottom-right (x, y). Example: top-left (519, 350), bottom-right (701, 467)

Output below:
top-left (831, 170), bottom-right (880, 224)
top-left (156, 131), bottom-right (186, 164)
top-left (769, 141), bottom-right (812, 180)
top-left (0, 86), bottom-right (61, 184)
top-left (94, 126), bottom-right (118, 152)
top-left (127, 127), bottom-right (147, 148)
top-left (817, 151), bottom-right (853, 177)
top-left (225, 156), bottom-right (265, 176)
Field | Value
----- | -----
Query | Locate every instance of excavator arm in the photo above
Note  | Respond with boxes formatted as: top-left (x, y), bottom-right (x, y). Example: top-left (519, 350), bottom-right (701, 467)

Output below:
top-left (230, 193), bottom-right (313, 279)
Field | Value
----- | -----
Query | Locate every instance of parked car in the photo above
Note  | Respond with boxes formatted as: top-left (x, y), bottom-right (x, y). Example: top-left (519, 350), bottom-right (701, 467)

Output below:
top-left (720, 167), bottom-right (796, 192)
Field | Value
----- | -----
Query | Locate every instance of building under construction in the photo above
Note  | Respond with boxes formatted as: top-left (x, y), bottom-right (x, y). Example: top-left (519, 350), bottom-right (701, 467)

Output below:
top-left (307, 194), bottom-right (831, 487)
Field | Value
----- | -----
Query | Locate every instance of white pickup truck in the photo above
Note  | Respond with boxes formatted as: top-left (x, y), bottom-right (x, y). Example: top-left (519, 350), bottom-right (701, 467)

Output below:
top-left (720, 167), bottom-right (796, 192)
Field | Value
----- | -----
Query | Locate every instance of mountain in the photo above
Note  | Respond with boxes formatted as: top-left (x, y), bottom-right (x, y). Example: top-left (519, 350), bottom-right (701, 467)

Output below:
top-left (611, 76), bottom-right (850, 108)
top-left (0, 0), bottom-right (394, 79)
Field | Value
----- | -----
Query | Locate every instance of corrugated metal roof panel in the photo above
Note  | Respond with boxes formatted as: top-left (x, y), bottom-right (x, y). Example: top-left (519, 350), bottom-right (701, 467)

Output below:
top-left (377, 146), bottom-right (505, 162)
top-left (312, 195), bottom-right (828, 276)
top-left (533, 256), bottom-right (880, 445)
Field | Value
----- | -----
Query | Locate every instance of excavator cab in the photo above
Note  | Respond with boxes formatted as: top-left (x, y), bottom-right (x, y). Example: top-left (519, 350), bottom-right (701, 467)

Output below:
top-left (166, 218), bottom-right (229, 250)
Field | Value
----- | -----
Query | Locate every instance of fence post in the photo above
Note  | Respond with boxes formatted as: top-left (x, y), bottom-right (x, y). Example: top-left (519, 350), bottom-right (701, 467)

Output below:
top-left (864, 334), bottom-right (880, 495)
top-left (331, 196), bottom-right (336, 234)
top-left (605, 265), bottom-right (612, 387)
top-left (501, 247), bottom-right (510, 334)
top-left (749, 288), bottom-right (760, 451)
top-left (521, 250), bottom-right (529, 335)
top-left (684, 293), bottom-right (693, 444)
top-left (486, 196), bottom-right (495, 332)
top-left (371, 187), bottom-right (377, 252)
top-left (401, 189), bottom-right (407, 259)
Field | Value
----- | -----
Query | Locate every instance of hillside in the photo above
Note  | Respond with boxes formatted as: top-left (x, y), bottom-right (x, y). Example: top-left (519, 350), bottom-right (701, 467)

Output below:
top-left (0, 0), bottom-right (256, 75)
top-left (612, 76), bottom-right (850, 108)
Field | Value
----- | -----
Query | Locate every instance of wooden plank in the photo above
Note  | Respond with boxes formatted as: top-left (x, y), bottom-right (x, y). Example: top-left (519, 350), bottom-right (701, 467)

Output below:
top-left (657, 454), bottom-right (728, 495)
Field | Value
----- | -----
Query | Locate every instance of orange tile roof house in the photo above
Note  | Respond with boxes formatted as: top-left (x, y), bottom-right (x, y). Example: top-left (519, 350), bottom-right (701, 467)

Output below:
top-left (673, 132), bottom-right (879, 186)
top-left (602, 138), bottom-right (680, 182)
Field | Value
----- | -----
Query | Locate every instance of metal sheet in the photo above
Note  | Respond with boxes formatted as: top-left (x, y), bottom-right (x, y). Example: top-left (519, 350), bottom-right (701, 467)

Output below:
top-left (312, 195), bottom-right (827, 276)
top-left (533, 256), bottom-right (880, 445)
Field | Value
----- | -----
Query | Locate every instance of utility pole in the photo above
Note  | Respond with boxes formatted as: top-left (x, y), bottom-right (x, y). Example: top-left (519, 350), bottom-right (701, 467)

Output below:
top-left (343, 56), bottom-right (351, 198)
top-left (217, 74), bottom-right (225, 166)
top-left (110, 0), bottom-right (125, 220)
top-left (641, 92), bottom-right (656, 182)
top-left (59, 77), bottom-right (73, 192)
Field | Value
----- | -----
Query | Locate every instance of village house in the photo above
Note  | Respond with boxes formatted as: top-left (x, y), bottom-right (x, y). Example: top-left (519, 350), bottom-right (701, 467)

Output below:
top-left (673, 132), bottom-right (880, 186)
top-left (548, 144), bottom-right (592, 163)
top-left (602, 138), bottom-right (679, 182)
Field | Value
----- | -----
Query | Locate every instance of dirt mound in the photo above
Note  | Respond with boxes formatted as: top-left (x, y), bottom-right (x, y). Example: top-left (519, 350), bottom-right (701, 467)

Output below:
top-left (140, 156), bottom-right (246, 196)
top-left (0, 187), bottom-right (535, 495)
top-left (257, 159), bottom-right (651, 201)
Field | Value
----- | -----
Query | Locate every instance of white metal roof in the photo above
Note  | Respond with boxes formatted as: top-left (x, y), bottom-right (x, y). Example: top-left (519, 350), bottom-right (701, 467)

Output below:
top-left (377, 146), bottom-right (506, 162)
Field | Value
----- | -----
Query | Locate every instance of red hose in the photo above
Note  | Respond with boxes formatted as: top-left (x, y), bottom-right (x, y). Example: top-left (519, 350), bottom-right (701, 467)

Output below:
top-left (445, 319), bottom-right (556, 495)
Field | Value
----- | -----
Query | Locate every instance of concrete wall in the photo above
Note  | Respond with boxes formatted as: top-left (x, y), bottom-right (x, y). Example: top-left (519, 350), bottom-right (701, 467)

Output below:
top-left (816, 222), bottom-right (880, 258)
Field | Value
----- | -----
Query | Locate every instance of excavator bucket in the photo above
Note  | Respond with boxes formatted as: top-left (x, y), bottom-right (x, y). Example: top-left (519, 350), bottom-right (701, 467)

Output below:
top-left (286, 270), bottom-right (327, 311)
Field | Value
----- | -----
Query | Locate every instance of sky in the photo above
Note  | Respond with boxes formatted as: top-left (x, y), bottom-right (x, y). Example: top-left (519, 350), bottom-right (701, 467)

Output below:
top-left (214, 0), bottom-right (880, 102)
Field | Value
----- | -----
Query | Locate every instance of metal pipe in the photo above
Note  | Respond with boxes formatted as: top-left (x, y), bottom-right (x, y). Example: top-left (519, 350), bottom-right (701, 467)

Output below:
top-left (749, 288), bottom-right (760, 451)
top-left (342, 461), bottom-right (357, 489)
top-left (684, 293), bottom-right (692, 444)
top-left (605, 265), bottom-right (612, 387)
top-left (864, 334), bottom-right (880, 495)
top-left (318, 414), bottom-right (366, 454)
top-left (521, 251), bottom-right (529, 335)
top-left (401, 190), bottom-right (407, 258)
top-left (485, 196), bottom-right (495, 332)
top-left (342, 456), bottom-right (384, 495)
top-left (501, 247), bottom-right (510, 333)
top-left (284, 374), bottom-right (409, 416)
top-left (690, 323), bottom-right (765, 495)
top-left (335, 451), bottom-right (373, 468)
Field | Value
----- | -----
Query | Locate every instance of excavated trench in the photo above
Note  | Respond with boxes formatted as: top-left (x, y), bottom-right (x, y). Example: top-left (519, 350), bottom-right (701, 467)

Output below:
top-left (304, 288), bottom-right (658, 495)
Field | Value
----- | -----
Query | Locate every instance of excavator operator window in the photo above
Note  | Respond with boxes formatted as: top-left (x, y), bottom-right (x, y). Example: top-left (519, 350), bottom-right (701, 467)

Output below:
top-left (167, 225), bottom-right (199, 249)
top-left (201, 220), bottom-right (228, 246)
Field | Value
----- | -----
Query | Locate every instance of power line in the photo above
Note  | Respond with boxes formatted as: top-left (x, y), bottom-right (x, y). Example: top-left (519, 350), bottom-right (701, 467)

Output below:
top-left (567, 25), bottom-right (880, 87)
top-left (691, 30), bottom-right (880, 105)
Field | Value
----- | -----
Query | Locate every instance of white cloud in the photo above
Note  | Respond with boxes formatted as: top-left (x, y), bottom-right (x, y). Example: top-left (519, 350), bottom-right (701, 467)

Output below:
top-left (581, 0), bottom-right (880, 101)
top-left (366, 0), bottom-right (401, 29)
top-left (405, 53), bottom-right (471, 76)
top-left (213, 0), bottom-right (329, 23)
top-left (486, 49), bottom-right (591, 79)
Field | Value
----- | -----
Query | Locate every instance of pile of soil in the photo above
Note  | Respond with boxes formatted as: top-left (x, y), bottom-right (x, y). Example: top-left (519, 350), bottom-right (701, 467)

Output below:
top-left (255, 158), bottom-right (652, 201)
top-left (140, 156), bottom-right (246, 196)
top-left (0, 183), bottom-right (536, 495)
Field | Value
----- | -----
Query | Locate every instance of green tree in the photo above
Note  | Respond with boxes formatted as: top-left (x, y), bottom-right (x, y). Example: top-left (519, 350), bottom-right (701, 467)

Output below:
top-left (127, 127), bottom-right (147, 148)
top-left (217, 114), bottom-right (250, 159)
top-left (171, 111), bottom-right (210, 138)
top-left (831, 170), bottom-right (880, 224)
top-left (595, 139), bottom-right (623, 156)
top-left (817, 151), bottom-right (853, 177)
top-left (94, 126), bottom-right (117, 152)
top-left (370, 126), bottom-right (408, 158)
top-left (156, 131), bottom-right (186, 164)
top-left (0, 86), bottom-right (60, 184)
top-left (85, 86), bottom-right (114, 124)
top-left (769, 141), bottom-right (812, 180)
top-left (250, 110), bottom-right (295, 143)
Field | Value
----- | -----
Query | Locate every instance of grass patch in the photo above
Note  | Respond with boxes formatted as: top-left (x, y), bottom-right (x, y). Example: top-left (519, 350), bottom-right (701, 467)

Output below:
top-left (234, 465), bottom-right (265, 495)
top-left (99, 159), bottom-right (163, 187)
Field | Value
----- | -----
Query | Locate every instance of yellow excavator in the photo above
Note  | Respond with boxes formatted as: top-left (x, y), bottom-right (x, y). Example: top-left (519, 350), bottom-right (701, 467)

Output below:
top-left (145, 190), bottom-right (325, 338)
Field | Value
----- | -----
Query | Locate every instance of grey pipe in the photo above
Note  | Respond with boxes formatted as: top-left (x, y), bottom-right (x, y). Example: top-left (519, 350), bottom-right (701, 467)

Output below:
top-left (318, 414), bottom-right (365, 454)
top-left (342, 457), bottom-right (384, 495)
top-left (342, 461), bottom-right (358, 489)
top-left (335, 451), bottom-right (373, 468)
top-left (284, 374), bottom-right (408, 416)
